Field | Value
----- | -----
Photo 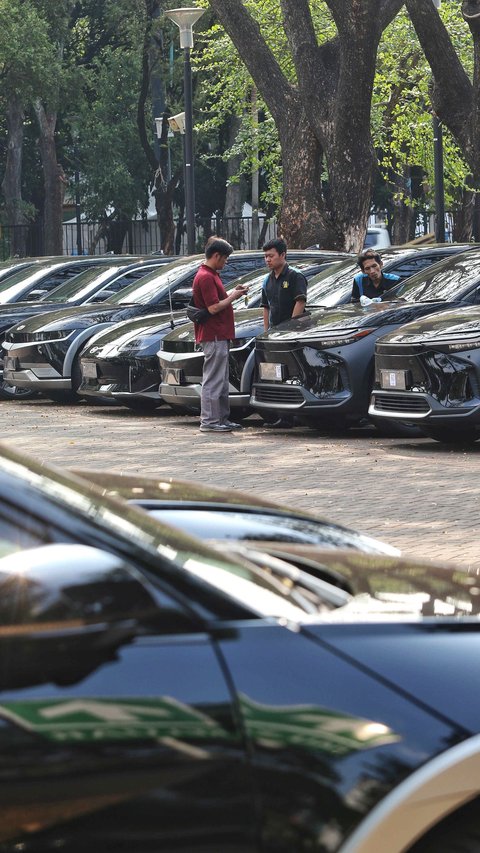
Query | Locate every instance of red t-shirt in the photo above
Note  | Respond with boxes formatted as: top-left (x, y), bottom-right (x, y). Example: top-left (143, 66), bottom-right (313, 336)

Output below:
top-left (192, 263), bottom-right (235, 342)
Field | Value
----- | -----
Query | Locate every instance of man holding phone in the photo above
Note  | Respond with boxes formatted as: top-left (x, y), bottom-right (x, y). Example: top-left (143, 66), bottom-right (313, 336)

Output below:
top-left (192, 237), bottom-right (249, 433)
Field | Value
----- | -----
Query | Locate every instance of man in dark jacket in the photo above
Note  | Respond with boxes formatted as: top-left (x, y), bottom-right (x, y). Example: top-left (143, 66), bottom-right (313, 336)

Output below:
top-left (260, 238), bottom-right (308, 428)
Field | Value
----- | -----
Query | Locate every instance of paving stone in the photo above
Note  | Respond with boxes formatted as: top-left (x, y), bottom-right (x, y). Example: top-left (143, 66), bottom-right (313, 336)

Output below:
top-left (2, 398), bottom-right (480, 570)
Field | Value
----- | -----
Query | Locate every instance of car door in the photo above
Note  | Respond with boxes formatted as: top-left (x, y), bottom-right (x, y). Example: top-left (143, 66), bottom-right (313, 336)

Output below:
top-left (0, 529), bottom-right (258, 852)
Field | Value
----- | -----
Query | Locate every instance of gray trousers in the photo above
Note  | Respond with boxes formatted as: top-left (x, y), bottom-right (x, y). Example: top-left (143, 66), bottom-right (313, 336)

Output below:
top-left (201, 339), bottom-right (230, 426)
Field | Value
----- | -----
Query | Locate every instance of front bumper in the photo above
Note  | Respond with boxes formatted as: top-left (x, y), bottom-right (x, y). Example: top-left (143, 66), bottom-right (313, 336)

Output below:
top-left (369, 345), bottom-right (480, 426)
top-left (79, 355), bottom-right (161, 403)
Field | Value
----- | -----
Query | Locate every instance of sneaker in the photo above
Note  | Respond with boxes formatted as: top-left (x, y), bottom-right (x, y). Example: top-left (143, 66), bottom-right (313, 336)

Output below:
top-left (263, 417), bottom-right (293, 429)
top-left (222, 420), bottom-right (243, 429)
top-left (199, 423), bottom-right (233, 433)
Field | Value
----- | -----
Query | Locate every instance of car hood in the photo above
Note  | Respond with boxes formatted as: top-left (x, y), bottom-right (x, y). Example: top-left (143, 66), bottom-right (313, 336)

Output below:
top-left (160, 308), bottom-right (264, 351)
top-left (5, 303), bottom-right (177, 335)
top-left (378, 304), bottom-right (480, 345)
top-left (82, 311), bottom-right (189, 359)
top-left (257, 301), bottom-right (457, 341)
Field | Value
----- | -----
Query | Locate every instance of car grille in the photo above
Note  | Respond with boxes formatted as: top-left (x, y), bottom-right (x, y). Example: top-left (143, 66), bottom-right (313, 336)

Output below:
top-left (374, 393), bottom-right (430, 414)
top-left (255, 386), bottom-right (304, 404)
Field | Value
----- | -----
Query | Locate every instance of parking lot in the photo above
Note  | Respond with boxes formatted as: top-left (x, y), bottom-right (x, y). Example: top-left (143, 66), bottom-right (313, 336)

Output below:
top-left (3, 396), bottom-right (480, 570)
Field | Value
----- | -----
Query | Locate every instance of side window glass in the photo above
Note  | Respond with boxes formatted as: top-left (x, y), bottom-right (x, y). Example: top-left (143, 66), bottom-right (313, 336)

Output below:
top-left (392, 257), bottom-right (437, 279)
top-left (222, 260), bottom-right (258, 283)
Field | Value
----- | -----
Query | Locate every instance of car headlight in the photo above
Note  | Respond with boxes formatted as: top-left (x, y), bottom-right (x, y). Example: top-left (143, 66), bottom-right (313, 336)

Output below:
top-left (305, 327), bottom-right (375, 348)
top-left (26, 330), bottom-right (74, 342)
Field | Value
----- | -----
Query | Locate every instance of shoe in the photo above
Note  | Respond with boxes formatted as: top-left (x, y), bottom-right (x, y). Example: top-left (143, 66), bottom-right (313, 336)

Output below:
top-left (263, 417), bottom-right (293, 429)
top-left (222, 420), bottom-right (243, 429)
top-left (199, 423), bottom-right (233, 432)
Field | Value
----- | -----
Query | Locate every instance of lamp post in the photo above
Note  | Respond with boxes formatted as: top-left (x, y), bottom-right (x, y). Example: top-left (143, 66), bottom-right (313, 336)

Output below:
top-left (165, 7), bottom-right (205, 255)
top-left (70, 119), bottom-right (83, 256)
top-left (431, 0), bottom-right (445, 242)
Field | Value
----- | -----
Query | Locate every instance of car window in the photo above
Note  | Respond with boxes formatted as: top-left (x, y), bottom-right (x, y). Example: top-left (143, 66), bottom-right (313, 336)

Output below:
top-left (387, 251), bottom-right (480, 303)
top-left (107, 262), bottom-right (200, 305)
top-left (42, 266), bottom-right (126, 303)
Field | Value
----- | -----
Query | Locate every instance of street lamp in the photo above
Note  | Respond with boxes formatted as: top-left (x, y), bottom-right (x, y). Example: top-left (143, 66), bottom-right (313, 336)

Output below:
top-left (432, 0), bottom-right (445, 242)
top-left (70, 118), bottom-right (83, 256)
top-left (165, 7), bottom-right (205, 255)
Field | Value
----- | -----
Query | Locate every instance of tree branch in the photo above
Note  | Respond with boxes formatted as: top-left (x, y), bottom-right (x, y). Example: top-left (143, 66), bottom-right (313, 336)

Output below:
top-left (207, 0), bottom-right (297, 124)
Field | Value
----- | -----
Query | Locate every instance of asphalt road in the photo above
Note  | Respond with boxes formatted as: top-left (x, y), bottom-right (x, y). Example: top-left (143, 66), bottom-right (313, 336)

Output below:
top-left (3, 397), bottom-right (480, 570)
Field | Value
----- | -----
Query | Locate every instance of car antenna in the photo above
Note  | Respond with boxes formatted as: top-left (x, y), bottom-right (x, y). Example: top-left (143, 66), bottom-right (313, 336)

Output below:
top-left (167, 282), bottom-right (175, 329)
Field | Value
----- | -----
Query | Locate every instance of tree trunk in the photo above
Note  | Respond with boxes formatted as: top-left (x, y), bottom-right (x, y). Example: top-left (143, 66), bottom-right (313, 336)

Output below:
top-left (390, 165), bottom-right (414, 245)
top-left (207, 0), bottom-right (403, 252)
top-left (223, 116), bottom-right (245, 249)
top-left (1, 96), bottom-right (27, 257)
top-left (153, 114), bottom-right (180, 255)
top-left (34, 100), bottom-right (65, 256)
top-left (452, 187), bottom-right (475, 242)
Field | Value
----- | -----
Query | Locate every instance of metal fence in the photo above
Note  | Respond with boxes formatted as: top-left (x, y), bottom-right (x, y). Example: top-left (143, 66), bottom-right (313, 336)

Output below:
top-left (0, 215), bottom-right (278, 260)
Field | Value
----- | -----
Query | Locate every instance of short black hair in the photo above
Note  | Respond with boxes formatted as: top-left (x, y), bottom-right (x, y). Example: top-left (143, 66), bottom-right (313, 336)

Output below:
top-left (263, 238), bottom-right (287, 256)
top-left (358, 250), bottom-right (382, 270)
top-left (205, 237), bottom-right (233, 259)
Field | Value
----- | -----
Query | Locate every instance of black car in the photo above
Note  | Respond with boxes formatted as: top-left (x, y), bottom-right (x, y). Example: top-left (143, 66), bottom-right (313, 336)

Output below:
top-left (157, 245), bottom-right (476, 419)
top-left (0, 256), bottom-right (171, 399)
top-left (2, 250), bottom-right (344, 404)
top-left (77, 256), bottom-right (346, 411)
top-left (75, 468), bottom-right (400, 557)
top-left (1, 443), bottom-right (480, 852)
top-left (369, 303), bottom-right (480, 443)
top-left (250, 246), bottom-right (480, 433)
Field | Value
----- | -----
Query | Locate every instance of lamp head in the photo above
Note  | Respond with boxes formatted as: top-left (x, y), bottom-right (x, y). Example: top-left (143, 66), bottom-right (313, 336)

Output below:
top-left (165, 7), bottom-right (205, 48)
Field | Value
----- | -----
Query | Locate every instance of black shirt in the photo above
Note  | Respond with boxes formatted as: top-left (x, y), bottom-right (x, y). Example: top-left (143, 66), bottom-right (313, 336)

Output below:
top-left (261, 264), bottom-right (307, 327)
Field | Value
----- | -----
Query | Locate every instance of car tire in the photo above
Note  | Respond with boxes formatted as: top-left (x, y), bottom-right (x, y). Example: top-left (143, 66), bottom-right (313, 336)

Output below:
top-left (422, 426), bottom-right (480, 444)
top-left (409, 798), bottom-right (480, 852)
top-left (124, 399), bottom-right (163, 412)
top-left (46, 356), bottom-right (83, 404)
top-left (370, 417), bottom-right (423, 438)
top-left (0, 380), bottom-right (37, 401)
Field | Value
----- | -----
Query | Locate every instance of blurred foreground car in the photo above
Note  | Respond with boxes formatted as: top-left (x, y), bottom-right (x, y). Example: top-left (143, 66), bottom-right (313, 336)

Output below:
top-left (370, 304), bottom-right (480, 443)
top-left (77, 256), bottom-right (346, 411)
top-left (250, 246), bottom-right (480, 433)
top-left (74, 469), bottom-right (400, 558)
top-left (0, 445), bottom-right (480, 852)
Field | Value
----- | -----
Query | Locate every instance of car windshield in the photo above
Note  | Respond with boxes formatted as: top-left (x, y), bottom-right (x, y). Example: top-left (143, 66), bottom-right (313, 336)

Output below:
top-left (306, 250), bottom-right (420, 307)
top-left (107, 261), bottom-right (201, 305)
top-left (0, 262), bottom-right (68, 301)
top-left (39, 265), bottom-right (125, 303)
top-left (384, 250), bottom-right (480, 303)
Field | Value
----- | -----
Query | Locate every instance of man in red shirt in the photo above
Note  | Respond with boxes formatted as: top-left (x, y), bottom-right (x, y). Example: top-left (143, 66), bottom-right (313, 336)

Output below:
top-left (192, 238), bottom-right (249, 433)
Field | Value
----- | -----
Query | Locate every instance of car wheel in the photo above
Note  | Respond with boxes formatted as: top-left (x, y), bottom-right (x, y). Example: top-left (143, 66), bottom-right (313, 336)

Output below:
top-left (124, 399), bottom-right (163, 412)
top-left (46, 356), bottom-right (83, 403)
top-left (422, 426), bottom-right (480, 444)
top-left (370, 417), bottom-right (423, 438)
top-left (0, 380), bottom-right (37, 401)
top-left (409, 798), bottom-right (480, 852)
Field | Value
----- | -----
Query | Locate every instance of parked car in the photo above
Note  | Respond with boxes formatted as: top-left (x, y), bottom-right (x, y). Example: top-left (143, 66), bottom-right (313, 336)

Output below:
top-left (250, 246), bottom-right (480, 433)
top-left (0, 443), bottom-right (480, 853)
top-left (2, 250), bottom-right (345, 404)
top-left (158, 245), bottom-right (476, 419)
top-left (74, 469), bottom-right (400, 557)
top-left (78, 255), bottom-right (347, 411)
top-left (369, 303), bottom-right (480, 443)
top-left (0, 256), bottom-right (172, 399)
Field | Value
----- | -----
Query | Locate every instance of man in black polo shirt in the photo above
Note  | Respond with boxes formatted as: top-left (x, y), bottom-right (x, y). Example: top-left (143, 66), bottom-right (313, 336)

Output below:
top-left (260, 238), bottom-right (308, 428)
top-left (261, 237), bottom-right (308, 330)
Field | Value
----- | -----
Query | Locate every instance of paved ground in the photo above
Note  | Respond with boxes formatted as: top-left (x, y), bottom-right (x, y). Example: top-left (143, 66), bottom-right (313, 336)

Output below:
top-left (3, 397), bottom-right (480, 569)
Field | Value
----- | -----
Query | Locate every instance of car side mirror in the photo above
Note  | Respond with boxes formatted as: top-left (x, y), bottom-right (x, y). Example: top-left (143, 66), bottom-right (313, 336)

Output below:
top-left (170, 287), bottom-right (192, 309)
top-left (0, 543), bottom-right (159, 689)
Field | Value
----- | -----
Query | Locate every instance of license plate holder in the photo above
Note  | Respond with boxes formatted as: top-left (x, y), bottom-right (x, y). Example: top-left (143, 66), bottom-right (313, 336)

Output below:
top-left (82, 361), bottom-right (98, 379)
top-left (380, 369), bottom-right (409, 390)
top-left (259, 362), bottom-right (286, 382)
top-left (165, 368), bottom-right (184, 385)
